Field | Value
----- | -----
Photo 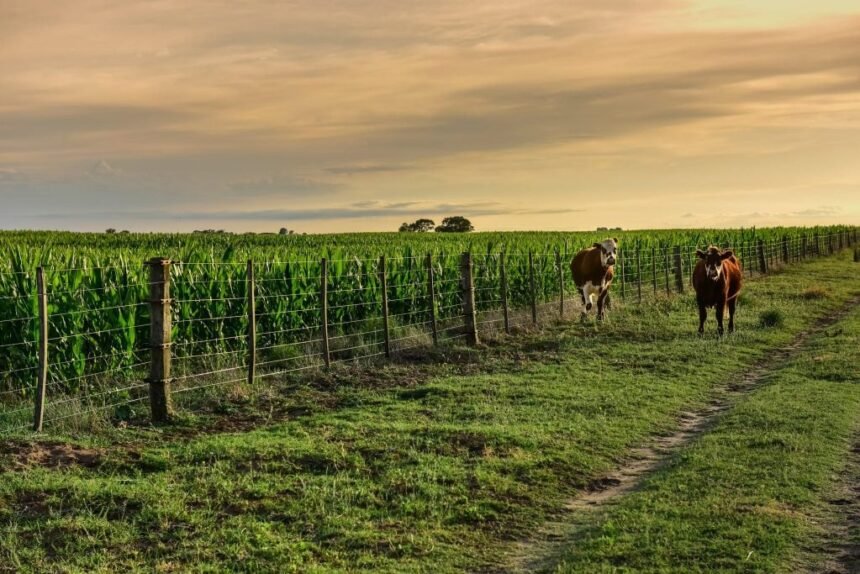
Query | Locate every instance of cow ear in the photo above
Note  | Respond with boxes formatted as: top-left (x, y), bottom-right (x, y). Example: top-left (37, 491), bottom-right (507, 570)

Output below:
top-left (720, 250), bottom-right (734, 260)
top-left (696, 249), bottom-right (706, 259)
top-left (612, 237), bottom-right (618, 243)
top-left (592, 243), bottom-right (602, 249)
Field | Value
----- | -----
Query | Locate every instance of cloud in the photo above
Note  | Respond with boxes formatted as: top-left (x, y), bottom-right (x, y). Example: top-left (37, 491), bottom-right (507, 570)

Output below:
top-left (227, 175), bottom-right (341, 196)
top-left (324, 164), bottom-right (412, 175)
top-left (34, 200), bottom-right (583, 222)
top-left (789, 206), bottom-right (841, 217)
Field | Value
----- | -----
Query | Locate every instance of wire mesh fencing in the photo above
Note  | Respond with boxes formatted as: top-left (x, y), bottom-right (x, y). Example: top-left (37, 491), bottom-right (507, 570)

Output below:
top-left (0, 229), bottom-right (856, 434)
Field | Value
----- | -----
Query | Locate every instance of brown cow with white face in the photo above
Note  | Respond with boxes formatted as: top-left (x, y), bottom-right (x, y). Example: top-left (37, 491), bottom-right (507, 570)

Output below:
top-left (570, 238), bottom-right (617, 320)
top-left (692, 245), bottom-right (743, 335)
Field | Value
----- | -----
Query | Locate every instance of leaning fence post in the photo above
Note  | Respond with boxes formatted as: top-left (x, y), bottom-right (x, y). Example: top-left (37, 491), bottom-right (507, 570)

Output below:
top-left (556, 249), bottom-right (565, 318)
top-left (426, 254), bottom-right (438, 346)
top-left (147, 258), bottom-right (173, 423)
top-left (32, 267), bottom-right (48, 432)
top-left (500, 252), bottom-right (510, 334)
top-left (460, 252), bottom-right (479, 346)
top-left (246, 260), bottom-right (256, 386)
top-left (380, 255), bottom-right (391, 358)
top-left (757, 240), bottom-right (768, 273)
top-left (320, 258), bottom-right (330, 368)
top-left (528, 251), bottom-right (538, 325)
top-left (635, 246), bottom-right (642, 303)
top-left (673, 246), bottom-right (684, 294)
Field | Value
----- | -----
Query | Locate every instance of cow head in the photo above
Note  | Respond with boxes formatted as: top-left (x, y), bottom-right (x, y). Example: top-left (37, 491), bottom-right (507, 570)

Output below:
top-left (696, 246), bottom-right (733, 281)
top-left (592, 238), bottom-right (618, 267)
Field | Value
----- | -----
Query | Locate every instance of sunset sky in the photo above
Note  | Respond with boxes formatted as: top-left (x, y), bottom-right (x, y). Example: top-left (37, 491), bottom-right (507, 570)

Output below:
top-left (2, 0), bottom-right (859, 233)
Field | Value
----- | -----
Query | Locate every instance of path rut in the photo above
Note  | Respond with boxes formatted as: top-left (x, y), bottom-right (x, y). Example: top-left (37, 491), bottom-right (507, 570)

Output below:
top-left (500, 296), bottom-right (860, 574)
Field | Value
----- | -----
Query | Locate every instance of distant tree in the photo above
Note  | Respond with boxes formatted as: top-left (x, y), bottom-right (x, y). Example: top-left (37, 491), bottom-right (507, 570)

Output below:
top-left (398, 218), bottom-right (435, 232)
top-left (105, 228), bottom-right (116, 234)
top-left (435, 216), bottom-right (474, 233)
top-left (120, 230), bottom-right (130, 234)
top-left (279, 227), bottom-right (290, 235)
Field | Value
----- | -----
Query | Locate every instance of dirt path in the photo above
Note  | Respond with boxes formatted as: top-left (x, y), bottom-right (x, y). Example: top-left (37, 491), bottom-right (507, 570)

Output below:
top-left (814, 437), bottom-right (860, 574)
top-left (500, 297), bottom-right (860, 574)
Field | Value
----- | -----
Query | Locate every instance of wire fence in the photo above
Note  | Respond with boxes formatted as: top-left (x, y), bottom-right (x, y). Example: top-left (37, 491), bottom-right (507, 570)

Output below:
top-left (1, 229), bottom-right (857, 433)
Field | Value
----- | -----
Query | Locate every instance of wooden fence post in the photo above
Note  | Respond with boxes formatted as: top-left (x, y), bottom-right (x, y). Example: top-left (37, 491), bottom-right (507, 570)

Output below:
top-left (745, 241), bottom-right (753, 277)
top-left (528, 251), bottom-right (538, 325)
top-left (673, 246), bottom-right (684, 293)
top-left (500, 252), bottom-right (510, 334)
top-left (32, 267), bottom-right (48, 432)
top-left (802, 235), bottom-right (808, 260)
top-left (460, 252), bottom-right (479, 346)
top-left (426, 254), bottom-right (438, 346)
top-left (619, 247), bottom-right (626, 300)
top-left (556, 250), bottom-right (565, 318)
top-left (757, 240), bottom-right (768, 273)
top-left (320, 258), bottom-right (330, 368)
top-left (147, 257), bottom-right (173, 423)
top-left (782, 236), bottom-right (789, 264)
top-left (651, 247), bottom-right (657, 296)
top-left (814, 233), bottom-right (820, 257)
top-left (380, 255), bottom-right (391, 358)
top-left (635, 246), bottom-right (642, 303)
top-left (247, 260), bottom-right (256, 386)
top-left (664, 248), bottom-right (670, 295)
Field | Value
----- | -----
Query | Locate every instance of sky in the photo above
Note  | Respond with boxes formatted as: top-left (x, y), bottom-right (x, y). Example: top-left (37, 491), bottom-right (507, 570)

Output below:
top-left (1, 0), bottom-right (859, 233)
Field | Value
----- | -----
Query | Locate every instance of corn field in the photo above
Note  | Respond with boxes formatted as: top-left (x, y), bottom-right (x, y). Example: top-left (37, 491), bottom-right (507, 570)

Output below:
top-left (0, 225), bottom-right (856, 432)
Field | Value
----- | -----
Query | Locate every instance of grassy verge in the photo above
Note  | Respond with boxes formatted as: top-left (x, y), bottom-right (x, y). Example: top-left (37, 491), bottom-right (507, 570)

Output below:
top-left (552, 301), bottom-right (860, 573)
top-left (0, 252), bottom-right (858, 573)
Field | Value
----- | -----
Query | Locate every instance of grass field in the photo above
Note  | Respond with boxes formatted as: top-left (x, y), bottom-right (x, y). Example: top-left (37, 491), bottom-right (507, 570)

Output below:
top-left (1, 249), bottom-right (858, 573)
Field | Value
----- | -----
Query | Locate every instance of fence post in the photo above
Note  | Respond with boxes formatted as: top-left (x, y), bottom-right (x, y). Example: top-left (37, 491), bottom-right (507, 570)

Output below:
top-left (528, 251), bottom-right (538, 325)
top-left (320, 258), bottom-right (330, 368)
top-left (635, 246), bottom-right (642, 303)
top-left (460, 252), bottom-right (479, 346)
top-left (147, 258), bottom-right (173, 423)
top-left (757, 240), bottom-right (768, 273)
top-left (500, 252), bottom-right (510, 334)
top-left (556, 250), bottom-right (565, 318)
top-left (247, 260), bottom-right (256, 386)
top-left (32, 267), bottom-right (48, 432)
top-left (380, 255), bottom-right (391, 358)
top-left (802, 235), bottom-right (808, 260)
top-left (426, 254), bottom-right (438, 346)
top-left (829, 234), bottom-right (835, 255)
top-left (673, 246), bottom-right (684, 293)
top-left (745, 241), bottom-right (753, 276)
top-left (814, 232), bottom-right (820, 256)
top-left (651, 247), bottom-right (657, 296)
top-left (664, 248), bottom-right (670, 295)
top-left (782, 236), bottom-right (789, 264)
top-left (619, 247), bottom-right (626, 300)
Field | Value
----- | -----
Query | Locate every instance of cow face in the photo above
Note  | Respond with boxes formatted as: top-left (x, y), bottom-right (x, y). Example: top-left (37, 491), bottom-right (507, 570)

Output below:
top-left (696, 247), bottom-right (733, 281)
top-left (592, 238), bottom-right (618, 267)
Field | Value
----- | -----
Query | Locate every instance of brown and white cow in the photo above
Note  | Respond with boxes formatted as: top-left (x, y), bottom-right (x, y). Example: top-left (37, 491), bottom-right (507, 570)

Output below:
top-left (571, 238), bottom-right (617, 320)
top-left (692, 245), bottom-right (743, 335)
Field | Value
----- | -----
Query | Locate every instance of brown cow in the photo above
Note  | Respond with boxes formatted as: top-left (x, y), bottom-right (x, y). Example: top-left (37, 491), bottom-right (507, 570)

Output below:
top-left (692, 245), bottom-right (743, 335)
top-left (571, 238), bottom-right (617, 320)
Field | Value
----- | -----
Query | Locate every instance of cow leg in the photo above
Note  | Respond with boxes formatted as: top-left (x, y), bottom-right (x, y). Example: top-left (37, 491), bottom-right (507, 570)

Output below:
top-left (715, 299), bottom-right (726, 336)
top-left (604, 291), bottom-right (612, 310)
top-left (697, 301), bottom-right (707, 335)
top-left (727, 298), bottom-right (736, 333)
top-left (597, 289), bottom-right (609, 321)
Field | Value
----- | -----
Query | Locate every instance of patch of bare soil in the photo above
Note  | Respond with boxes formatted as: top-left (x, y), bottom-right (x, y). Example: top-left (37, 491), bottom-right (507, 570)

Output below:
top-left (1, 440), bottom-right (103, 470)
top-left (500, 296), bottom-right (860, 574)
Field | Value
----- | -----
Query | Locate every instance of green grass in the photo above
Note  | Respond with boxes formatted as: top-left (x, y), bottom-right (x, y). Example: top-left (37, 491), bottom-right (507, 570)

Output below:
top-left (0, 251), bottom-right (858, 573)
top-left (552, 297), bottom-right (860, 573)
